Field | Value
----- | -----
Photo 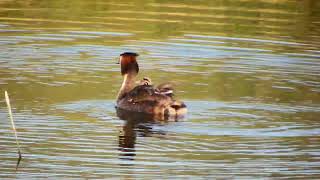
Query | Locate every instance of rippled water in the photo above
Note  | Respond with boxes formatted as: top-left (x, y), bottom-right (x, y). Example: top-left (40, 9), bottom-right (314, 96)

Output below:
top-left (1, 0), bottom-right (320, 178)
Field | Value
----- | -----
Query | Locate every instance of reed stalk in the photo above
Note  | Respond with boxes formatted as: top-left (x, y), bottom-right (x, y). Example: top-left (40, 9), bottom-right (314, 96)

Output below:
top-left (4, 91), bottom-right (22, 170)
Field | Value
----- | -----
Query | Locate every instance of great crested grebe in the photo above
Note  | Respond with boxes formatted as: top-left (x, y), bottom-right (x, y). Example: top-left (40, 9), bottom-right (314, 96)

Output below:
top-left (116, 52), bottom-right (187, 119)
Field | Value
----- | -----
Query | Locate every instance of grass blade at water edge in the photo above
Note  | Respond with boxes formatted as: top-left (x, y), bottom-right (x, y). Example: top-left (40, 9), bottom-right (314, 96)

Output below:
top-left (4, 91), bottom-right (22, 170)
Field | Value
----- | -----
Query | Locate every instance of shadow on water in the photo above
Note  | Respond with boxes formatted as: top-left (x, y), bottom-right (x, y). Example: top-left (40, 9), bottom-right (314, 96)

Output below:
top-left (116, 108), bottom-right (174, 161)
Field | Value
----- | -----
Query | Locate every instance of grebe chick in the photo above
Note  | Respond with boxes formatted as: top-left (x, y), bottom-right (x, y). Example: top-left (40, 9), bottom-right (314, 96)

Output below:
top-left (116, 52), bottom-right (187, 119)
top-left (156, 83), bottom-right (174, 97)
top-left (137, 77), bottom-right (173, 97)
top-left (137, 77), bottom-right (152, 86)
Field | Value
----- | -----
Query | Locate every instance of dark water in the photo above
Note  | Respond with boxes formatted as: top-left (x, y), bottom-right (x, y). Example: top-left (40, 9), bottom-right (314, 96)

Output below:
top-left (1, 0), bottom-right (320, 178)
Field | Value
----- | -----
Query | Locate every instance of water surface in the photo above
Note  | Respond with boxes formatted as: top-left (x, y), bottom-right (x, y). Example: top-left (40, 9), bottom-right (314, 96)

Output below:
top-left (1, 0), bottom-right (320, 179)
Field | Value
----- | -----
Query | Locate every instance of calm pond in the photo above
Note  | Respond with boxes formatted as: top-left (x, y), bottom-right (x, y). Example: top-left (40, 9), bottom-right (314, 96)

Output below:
top-left (1, 0), bottom-right (320, 179)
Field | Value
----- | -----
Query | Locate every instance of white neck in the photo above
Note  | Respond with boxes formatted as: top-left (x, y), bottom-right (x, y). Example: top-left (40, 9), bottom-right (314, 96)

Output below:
top-left (117, 73), bottom-right (136, 101)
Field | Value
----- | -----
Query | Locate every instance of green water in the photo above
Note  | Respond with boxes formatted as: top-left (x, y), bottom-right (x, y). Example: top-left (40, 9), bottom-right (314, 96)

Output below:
top-left (0, 0), bottom-right (320, 179)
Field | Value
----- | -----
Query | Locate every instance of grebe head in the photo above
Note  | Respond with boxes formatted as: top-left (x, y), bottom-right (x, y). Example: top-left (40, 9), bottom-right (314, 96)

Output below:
top-left (119, 52), bottom-right (139, 76)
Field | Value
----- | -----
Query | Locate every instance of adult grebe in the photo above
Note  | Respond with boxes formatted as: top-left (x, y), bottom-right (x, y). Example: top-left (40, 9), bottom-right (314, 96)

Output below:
top-left (116, 52), bottom-right (187, 119)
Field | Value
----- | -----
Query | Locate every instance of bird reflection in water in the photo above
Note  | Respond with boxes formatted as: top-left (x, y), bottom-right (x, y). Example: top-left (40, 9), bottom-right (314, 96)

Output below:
top-left (117, 107), bottom-right (181, 161)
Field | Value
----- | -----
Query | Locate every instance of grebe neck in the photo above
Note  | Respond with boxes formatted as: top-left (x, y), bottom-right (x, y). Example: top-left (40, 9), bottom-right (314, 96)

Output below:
top-left (117, 73), bottom-right (136, 101)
